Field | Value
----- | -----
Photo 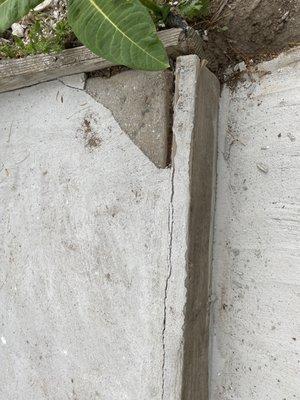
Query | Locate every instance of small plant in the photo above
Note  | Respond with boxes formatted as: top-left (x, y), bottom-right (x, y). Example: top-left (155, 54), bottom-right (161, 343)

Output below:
top-left (0, 0), bottom-right (170, 70)
top-left (178, 0), bottom-right (210, 20)
top-left (0, 19), bottom-right (73, 59)
top-left (0, 0), bottom-right (210, 70)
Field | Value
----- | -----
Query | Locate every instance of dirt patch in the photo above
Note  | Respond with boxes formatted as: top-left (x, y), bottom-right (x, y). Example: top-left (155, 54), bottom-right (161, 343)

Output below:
top-left (80, 117), bottom-right (101, 150)
top-left (200, 0), bottom-right (300, 78)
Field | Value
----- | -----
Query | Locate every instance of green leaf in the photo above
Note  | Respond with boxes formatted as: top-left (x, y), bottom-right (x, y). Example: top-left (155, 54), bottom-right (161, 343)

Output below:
top-left (179, 0), bottom-right (210, 21)
top-left (139, 0), bottom-right (170, 21)
top-left (68, 0), bottom-right (169, 71)
top-left (0, 0), bottom-right (43, 33)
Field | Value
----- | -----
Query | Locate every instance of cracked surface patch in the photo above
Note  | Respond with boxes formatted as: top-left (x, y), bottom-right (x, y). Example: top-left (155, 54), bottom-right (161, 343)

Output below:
top-left (161, 165), bottom-right (175, 399)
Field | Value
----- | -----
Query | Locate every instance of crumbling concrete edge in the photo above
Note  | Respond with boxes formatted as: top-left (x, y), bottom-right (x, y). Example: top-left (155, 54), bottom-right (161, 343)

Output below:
top-left (162, 55), bottom-right (220, 400)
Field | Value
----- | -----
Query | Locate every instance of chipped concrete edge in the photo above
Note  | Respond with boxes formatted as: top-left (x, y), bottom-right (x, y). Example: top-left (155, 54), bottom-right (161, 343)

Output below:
top-left (162, 55), bottom-right (220, 400)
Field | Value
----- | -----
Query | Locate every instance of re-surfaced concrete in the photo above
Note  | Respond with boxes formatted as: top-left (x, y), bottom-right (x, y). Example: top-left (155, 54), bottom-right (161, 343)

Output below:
top-left (0, 57), bottom-right (219, 399)
top-left (86, 70), bottom-right (174, 169)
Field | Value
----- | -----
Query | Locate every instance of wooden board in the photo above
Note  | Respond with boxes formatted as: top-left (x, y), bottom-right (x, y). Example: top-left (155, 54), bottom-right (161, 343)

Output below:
top-left (0, 28), bottom-right (203, 93)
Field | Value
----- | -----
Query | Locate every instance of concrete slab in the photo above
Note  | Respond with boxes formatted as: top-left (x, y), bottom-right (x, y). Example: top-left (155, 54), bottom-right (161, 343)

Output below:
top-left (0, 75), bottom-right (172, 400)
top-left (86, 70), bottom-right (174, 168)
top-left (0, 58), bottom-right (220, 400)
top-left (210, 47), bottom-right (300, 400)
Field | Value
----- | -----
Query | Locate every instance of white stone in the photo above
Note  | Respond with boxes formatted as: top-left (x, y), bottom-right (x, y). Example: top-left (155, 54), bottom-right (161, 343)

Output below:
top-left (11, 23), bottom-right (24, 38)
top-left (34, 0), bottom-right (53, 12)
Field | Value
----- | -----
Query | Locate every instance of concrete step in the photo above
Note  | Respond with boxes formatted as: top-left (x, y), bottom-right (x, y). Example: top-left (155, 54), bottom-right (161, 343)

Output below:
top-left (0, 56), bottom-right (219, 400)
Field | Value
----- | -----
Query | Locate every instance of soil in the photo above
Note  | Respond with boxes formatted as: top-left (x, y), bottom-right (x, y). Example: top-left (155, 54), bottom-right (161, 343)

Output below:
top-left (200, 0), bottom-right (300, 78)
top-left (88, 1), bottom-right (300, 81)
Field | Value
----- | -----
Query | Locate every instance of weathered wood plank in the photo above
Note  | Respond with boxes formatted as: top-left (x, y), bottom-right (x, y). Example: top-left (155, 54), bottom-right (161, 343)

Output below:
top-left (0, 28), bottom-right (203, 93)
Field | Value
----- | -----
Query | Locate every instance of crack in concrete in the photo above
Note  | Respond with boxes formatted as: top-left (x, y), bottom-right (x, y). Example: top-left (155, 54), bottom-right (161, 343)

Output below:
top-left (57, 78), bottom-right (85, 91)
top-left (161, 165), bottom-right (175, 400)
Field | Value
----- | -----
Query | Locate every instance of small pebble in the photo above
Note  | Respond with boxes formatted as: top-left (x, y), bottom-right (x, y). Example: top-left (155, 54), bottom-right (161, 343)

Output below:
top-left (34, 0), bottom-right (53, 12)
top-left (257, 162), bottom-right (269, 173)
top-left (11, 23), bottom-right (24, 38)
top-left (202, 30), bottom-right (209, 41)
top-left (233, 61), bottom-right (246, 72)
top-left (53, 10), bottom-right (60, 19)
top-left (287, 132), bottom-right (296, 142)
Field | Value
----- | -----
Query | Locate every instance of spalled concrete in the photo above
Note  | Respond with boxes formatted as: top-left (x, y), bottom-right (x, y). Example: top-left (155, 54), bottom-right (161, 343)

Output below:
top-left (210, 47), bottom-right (300, 400)
top-left (86, 70), bottom-right (174, 168)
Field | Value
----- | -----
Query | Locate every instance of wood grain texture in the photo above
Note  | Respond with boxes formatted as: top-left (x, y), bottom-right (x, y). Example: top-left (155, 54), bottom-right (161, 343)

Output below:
top-left (0, 28), bottom-right (203, 93)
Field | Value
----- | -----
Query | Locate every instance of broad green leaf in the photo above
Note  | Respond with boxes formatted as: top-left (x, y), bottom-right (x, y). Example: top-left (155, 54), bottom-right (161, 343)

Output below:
top-left (68, 0), bottom-right (169, 71)
top-left (0, 0), bottom-right (43, 33)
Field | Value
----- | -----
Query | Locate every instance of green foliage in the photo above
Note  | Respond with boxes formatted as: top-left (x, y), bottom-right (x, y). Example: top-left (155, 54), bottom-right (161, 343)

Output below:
top-left (0, 0), bottom-right (170, 69)
top-left (0, 0), bottom-right (210, 69)
top-left (217, 25), bottom-right (228, 32)
top-left (140, 0), bottom-right (170, 21)
top-left (178, 0), bottom-right (209, 20)
top-left (68, 0), bottom-right (169, 70)
top-left (0, 19), bottom-right (72, 59)
top-left (0, 0), bottom-right (42, 33)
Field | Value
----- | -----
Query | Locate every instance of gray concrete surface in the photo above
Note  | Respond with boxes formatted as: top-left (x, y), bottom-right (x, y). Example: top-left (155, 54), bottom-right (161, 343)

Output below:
top-left (0, 58), bottom-right (220, 400)
top-left (0, 74), bottom-right (172, 400)
top-left (165, 56), bottom-right (219, 400)
top-left (210, 47), bottom-right (300, 400)
top-left (86, 70), bottom-right (174, 168)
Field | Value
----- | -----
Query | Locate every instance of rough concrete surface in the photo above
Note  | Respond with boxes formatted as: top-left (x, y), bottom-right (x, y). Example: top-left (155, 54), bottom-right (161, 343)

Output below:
top-left (0, 75), bottom-right (172, 400)
top-left (0, 59), bottom-right (220, 400)
top-left (210, 47), bottom-right (300, 400)
top-left (164, 56), bottom-right (220, 400)
top-left (86, 70), bottom-right (174, 168)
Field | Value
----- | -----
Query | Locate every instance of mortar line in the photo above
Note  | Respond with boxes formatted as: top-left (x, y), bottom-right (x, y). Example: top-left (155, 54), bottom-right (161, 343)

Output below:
top-left (162, 164), bottom-right (175, 400)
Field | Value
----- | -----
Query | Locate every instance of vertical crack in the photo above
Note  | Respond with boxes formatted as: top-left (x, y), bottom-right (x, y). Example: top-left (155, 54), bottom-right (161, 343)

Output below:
top-left (162, 165), bottom-right (175, 400)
